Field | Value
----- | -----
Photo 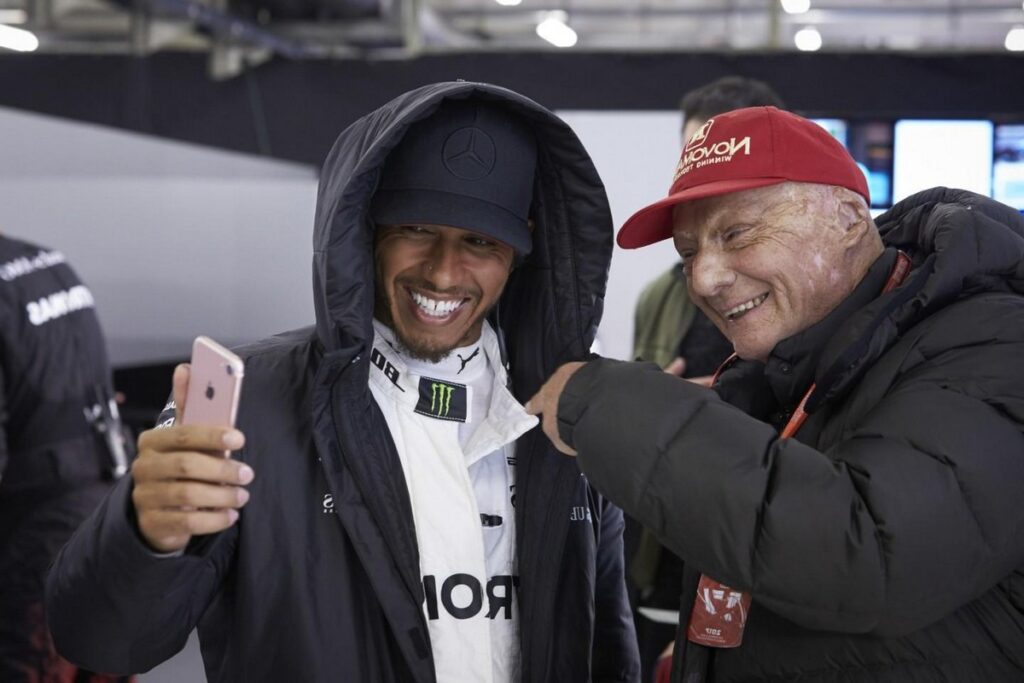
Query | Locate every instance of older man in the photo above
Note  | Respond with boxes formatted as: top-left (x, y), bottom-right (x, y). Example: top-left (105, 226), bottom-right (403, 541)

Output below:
top-left (528, 106), bottom-right (1024, 682)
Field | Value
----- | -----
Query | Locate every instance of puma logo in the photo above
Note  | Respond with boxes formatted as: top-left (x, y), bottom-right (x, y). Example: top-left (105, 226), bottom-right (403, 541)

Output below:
top-left (457, 348), bottom-right (480, 375)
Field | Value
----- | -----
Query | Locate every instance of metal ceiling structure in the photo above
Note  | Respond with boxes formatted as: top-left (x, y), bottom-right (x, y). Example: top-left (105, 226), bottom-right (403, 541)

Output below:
top-left (1, 0), bottom-right (1022, 73)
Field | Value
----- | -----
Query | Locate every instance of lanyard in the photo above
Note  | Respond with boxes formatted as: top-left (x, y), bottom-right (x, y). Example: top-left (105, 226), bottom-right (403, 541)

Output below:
top-left (781, 250), bottom-right (911, 439)
top-left (710, 250), bottom-right (913, 440)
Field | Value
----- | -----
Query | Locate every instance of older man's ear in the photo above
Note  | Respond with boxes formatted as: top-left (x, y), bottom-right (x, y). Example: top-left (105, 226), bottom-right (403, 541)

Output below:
top-left (834, 187), bottom-right (881, 251)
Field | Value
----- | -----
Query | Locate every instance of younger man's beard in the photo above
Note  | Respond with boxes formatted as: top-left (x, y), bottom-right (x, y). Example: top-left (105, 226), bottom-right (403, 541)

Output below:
top-left (372, 275), bottom-right (487, 364)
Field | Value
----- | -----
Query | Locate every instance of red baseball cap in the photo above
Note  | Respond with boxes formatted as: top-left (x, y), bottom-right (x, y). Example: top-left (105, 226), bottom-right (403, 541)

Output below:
top-left (616, 106), bottom-right (870, 249)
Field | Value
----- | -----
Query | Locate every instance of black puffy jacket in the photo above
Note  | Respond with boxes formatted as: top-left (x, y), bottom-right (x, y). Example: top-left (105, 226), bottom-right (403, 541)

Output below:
top-left (46, 82), bottom-right (640, 683)
top-left (559, 189), bottom-right (1024, 682)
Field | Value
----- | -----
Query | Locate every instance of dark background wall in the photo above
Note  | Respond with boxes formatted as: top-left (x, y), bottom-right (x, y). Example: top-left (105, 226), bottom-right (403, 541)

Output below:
top-left (2, 51), bottom-right (1022, 167)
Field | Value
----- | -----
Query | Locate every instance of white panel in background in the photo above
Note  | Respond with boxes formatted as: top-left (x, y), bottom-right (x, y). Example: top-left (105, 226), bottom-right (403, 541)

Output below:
top-left (556, 110), bottom-right (683, 361)
top-left (0, 106), bottom-right (318, 367)
top-left (892, 119), bottom-right (993, 204)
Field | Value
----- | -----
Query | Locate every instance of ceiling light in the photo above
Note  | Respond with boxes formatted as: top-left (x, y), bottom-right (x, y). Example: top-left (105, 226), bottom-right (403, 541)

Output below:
top-left (536, 11), bottom-right (577, 48)
top-left (0, 24), bottom-right (38, 52)
top-left (781, 0), bottom-right (811, 15)
top-left (494, 0), bottom-right (522, 5)
top-left (1007, 26), bottom-right (1024, 52)
top-left (0, 9), bottom-right (27, 24)
top-left (794, 26), bottom-right (822, 52)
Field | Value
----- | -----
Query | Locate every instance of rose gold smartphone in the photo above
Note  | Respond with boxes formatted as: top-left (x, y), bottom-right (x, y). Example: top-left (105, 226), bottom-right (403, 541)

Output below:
top-left (181, 336), bottom-right (244, 430)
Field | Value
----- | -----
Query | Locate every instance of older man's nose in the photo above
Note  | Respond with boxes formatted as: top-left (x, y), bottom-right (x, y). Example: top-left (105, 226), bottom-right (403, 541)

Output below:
top-left (689, 251), bottom-right (735, 299)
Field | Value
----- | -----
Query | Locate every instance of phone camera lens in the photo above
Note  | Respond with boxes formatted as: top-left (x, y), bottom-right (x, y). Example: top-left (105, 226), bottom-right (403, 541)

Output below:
top-left (226, 365), bottom-right (234, 376)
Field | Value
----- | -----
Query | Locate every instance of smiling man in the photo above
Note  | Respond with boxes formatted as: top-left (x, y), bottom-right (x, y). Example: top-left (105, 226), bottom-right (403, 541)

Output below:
top-left (373, 222), bottom-right (514, 361)
top-left (46, 85), bottom-right (639, 683)
top-left (527, 106), bottom-right (1024, 682)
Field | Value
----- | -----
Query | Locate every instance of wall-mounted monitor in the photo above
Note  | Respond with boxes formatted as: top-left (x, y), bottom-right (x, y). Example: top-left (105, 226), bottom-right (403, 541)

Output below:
top-left (993, 124), bottom-right (1024, 211)
top-left (813, 118), bottom-right (893, 209)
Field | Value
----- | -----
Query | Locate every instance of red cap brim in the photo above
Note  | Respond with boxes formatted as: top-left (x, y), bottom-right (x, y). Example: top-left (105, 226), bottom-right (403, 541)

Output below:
top-left (616, 176), bottom-right (789, 249)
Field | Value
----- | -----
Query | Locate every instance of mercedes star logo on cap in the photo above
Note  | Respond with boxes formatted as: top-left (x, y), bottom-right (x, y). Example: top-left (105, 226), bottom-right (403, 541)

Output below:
top-left (443, 127), bottom-right (496, 180)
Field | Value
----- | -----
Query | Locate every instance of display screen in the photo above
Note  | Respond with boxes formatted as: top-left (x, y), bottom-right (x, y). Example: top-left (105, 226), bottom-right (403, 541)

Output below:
top-left (993, 124), bottom-right (1024, 211)
top-left (813, 117), bottom-right (1022, 213)
top-left (813, 118), bottom-right (893, 209)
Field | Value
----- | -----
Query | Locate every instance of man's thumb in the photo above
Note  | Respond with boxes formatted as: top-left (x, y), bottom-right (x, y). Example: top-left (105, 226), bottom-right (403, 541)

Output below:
top-left (172, 363), bottom-right (191, 423)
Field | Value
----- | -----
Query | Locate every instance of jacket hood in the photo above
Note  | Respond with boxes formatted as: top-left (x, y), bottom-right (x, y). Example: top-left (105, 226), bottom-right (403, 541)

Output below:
top-left (808, 188), bottom-right (1024, 410)
top-left (311, 81), bottom-right (613, 398)
top-left (878, 187), bottom-right (1024, 304)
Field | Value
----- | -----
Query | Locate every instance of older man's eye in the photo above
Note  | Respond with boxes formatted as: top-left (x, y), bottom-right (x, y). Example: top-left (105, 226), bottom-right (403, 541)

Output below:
top-left (723, 226), bottom-right (750, 243)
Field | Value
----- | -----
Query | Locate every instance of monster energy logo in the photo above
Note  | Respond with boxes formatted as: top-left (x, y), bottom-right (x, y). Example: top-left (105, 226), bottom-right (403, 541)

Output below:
top-left (430, 382), bottom-right (455, 417)
top-left (416, 376), bottom-right (468, 422)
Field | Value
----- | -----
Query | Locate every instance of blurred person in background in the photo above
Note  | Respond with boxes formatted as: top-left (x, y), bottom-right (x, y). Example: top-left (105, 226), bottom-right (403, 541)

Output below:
top-left (0, 232), bottom-right (132, 682)
top-left (629, 76), bottom-right (785, 682)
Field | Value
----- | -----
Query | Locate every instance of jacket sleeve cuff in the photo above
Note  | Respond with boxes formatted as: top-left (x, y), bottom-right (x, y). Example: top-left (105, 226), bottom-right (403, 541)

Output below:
top-left (556, 358), bottom-right (606, 450)
top-left (99, 478), bottom-right (197, 584)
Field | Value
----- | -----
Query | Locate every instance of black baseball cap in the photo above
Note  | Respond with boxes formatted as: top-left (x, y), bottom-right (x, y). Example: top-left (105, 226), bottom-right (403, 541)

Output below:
top-left (370, 100), bottom-right (537, 255)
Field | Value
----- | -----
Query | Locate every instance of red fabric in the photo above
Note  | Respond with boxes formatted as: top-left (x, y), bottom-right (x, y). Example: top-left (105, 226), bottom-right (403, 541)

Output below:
top-left (1, 601), bottom-right (133, 683)
top-left (654, 652), bottom-right (673, 683)
top-left (617, 106), bottom-right (871, 249)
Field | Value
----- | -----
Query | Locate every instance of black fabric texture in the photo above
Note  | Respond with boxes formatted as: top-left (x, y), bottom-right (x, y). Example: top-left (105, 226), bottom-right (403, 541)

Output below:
top-left (675, 309), bottom-right (733, 379)
top-left (370, 100), bottom-right (536, 255)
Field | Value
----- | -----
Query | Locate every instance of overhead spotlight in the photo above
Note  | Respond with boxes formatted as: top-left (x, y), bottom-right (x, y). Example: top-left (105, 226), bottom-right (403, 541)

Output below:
top-left (1007, 26), bottom-right (1024, 52)
top-left (0, 24), bottom-right (38, 52)
top-left (495, 0), bottom-right (522, 6)
top-left (781, 0), bottom-right (811, 14)
top-left (794, 26), bottom-right (822, 52)
top-left (536, 11), bottom-right (577, 48)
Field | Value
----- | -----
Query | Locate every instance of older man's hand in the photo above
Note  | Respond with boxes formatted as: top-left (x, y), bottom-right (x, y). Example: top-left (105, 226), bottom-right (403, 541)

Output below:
top-left (525, 361), bottom-right (586, 456)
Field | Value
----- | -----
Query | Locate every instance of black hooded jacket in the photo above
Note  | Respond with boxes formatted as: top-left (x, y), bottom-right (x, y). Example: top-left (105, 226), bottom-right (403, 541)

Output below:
top-left (557, 189), bottom-right (1024, 682)
top-left (46, 82), bottom-right (640, 683)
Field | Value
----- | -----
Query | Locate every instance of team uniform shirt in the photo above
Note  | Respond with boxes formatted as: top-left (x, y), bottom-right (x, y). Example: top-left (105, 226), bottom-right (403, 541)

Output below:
top-left (368, 319), bottom-right (537, 683)
top-left (0, 236), bottom-right (128, 683)
top-left (0, 236), bottom-right (117, 487)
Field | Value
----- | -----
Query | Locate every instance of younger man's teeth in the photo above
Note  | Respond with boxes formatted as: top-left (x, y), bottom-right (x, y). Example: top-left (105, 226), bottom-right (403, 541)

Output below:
top-left (412, 291), bottom-right (462, 317)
